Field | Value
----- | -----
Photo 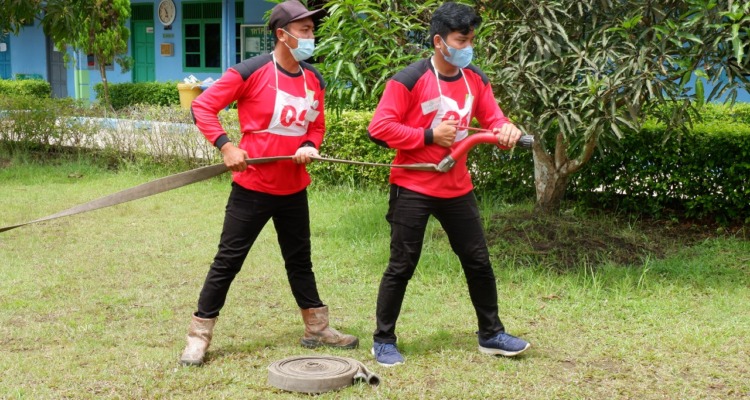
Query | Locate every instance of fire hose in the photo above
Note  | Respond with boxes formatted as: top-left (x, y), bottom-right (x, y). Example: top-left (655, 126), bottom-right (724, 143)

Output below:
top-left (0, 132), bottom-right (533, 233)
top-left (267, 355), bottom-right (380, 393)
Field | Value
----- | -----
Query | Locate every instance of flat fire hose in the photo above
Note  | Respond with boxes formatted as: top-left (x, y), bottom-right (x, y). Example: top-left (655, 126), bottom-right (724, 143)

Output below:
top-left (0, 156), bottom-right (437, 233)
top-left (1, 134), bottom-right (532, 234)
top-left (267, 356), bottom-right (380, 393)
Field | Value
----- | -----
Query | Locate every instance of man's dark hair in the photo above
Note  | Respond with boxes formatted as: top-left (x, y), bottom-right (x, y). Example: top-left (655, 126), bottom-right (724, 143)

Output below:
top-left (429, 2), bottom-right (482, 44)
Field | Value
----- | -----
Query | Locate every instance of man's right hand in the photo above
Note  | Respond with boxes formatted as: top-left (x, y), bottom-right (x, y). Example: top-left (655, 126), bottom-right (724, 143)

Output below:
top-left (433, 120), bottom-right (458, 148)
top-left (220, 143), bottom-right (249, 172)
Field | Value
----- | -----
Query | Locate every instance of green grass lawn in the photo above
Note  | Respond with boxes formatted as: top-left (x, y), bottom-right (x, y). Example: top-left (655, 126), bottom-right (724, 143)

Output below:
top-left (1, 154), bottom-right (748, 399)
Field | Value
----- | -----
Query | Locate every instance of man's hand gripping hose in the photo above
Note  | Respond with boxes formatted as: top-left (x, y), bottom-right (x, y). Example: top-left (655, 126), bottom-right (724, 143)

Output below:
top-left (436, 128), bottom-right (535, 172)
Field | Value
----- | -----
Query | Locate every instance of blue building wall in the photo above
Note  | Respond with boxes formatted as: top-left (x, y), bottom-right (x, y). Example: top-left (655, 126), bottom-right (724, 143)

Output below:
top-left (70, 0), bottom-right (274, 101)
top-left (9, 21), bottom-right (47, 79)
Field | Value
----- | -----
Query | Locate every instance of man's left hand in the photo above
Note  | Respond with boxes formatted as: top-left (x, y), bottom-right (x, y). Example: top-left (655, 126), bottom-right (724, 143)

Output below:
top-left (493, 123), bottom-right (522, 148)
top-left (293, 146), bottom-right (320, 164)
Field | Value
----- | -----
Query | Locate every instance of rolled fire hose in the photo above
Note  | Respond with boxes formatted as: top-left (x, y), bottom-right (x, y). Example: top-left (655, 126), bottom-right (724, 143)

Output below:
top-left (267, 355), bottom-right (380, 393)
top-left (0, 134), bottom-right (533, 233)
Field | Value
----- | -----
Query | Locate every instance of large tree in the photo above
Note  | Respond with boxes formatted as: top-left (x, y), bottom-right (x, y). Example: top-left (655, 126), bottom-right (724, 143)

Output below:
top-left (1, 0), bottom-right (131, 107)
top-left (316, 0), bottom-right (750, 213)
top-left (475, 0), bottom-right (750, 213)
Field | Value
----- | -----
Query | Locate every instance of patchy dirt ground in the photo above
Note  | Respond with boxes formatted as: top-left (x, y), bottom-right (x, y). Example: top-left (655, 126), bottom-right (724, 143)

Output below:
top-left (486, 210), bottom-right (748, 270)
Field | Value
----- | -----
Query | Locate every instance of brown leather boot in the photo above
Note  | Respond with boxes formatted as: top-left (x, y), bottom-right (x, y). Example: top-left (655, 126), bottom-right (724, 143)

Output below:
top-left (300, 306), bottom-right (359, 349)
top-left (180, 314), bottom-right (217, 366)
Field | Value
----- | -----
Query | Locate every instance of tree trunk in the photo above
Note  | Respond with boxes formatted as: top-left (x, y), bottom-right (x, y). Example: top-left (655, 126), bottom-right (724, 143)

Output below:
top-left (99, 60), bottom-right (111, 109)
top-left (533, 152), bottom-right (571, 214)
top-left (532, 131), bottom-right (600, 214)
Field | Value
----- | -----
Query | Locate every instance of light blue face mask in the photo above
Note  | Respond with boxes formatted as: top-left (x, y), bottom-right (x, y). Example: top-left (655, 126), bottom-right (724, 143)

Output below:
top-left (283, 29), bottom-right (315, 61)
top-left (440, 36), bottom-right (473, 68)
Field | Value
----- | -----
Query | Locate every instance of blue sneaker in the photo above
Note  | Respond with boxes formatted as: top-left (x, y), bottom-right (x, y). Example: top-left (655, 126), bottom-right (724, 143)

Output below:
top-left (371, 342), bottom-right (405, 367)
top-left (478, 332), bottom-right (530, 357)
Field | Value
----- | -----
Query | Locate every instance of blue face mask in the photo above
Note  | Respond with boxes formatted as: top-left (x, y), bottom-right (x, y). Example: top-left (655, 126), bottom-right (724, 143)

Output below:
top-left (283, 29), bottom-right (315, 61)
top-left (440, 36), bottom-right (473, 68)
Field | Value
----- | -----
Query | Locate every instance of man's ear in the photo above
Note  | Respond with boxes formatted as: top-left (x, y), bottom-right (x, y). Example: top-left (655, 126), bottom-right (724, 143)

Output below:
top-left (276, 28), bottom-right (286, 43)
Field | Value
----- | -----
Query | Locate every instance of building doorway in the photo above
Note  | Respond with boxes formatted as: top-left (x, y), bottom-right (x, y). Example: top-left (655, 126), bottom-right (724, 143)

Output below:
top-left (132, 3), bottom-right (155, 82)
top-left (46, 36), bottom-right (67, 98)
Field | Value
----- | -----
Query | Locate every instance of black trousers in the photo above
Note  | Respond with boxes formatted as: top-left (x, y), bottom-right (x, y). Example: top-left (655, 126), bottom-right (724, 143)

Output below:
top-left (373, 185), bottom-right (505, 343)
top-left (195, 183), bottom-right (324, 318)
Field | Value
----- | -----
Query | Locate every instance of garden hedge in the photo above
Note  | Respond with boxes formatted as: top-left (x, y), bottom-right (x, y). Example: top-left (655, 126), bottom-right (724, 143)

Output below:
top-left (571, 116), bottom-right (750, 223)
top-left (0, 79), bottom-right (51, 99)
top-left (2, 93), bottom-right (748, 222)
top-left (93, 81), bottom-right (181, 109)
top-left (309, 111), bottom-right (395, 187)
top-left (317, 106), bottom-right (750, 223)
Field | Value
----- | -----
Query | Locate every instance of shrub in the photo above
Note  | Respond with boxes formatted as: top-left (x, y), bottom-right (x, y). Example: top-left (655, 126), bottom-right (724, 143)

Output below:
top-left (2, 97), bottom-right (747, 222)
top-left (0, 79), bottom-right (51, 99)
top-left (571, 106), bottom-right (750, 224)
top-left (94, 81), bottom-right (181, 109)
top-left (310, 110), bottom-right (395, 187)
top-left (692, 102), bottom-right (750, 125)
top-left (315, 107), bottom-right (750, 224)
top-left (0, 95), bottom-right (100, 149)
top-left (468, 139), bottom-right (536, 201)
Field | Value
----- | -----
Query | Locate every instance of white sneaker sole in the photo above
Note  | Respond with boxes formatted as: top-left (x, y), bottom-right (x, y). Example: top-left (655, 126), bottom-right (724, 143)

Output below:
top-left (478, 342), bottom-right (531, 357)
top-left (370, 347), bottom-right (404, 367)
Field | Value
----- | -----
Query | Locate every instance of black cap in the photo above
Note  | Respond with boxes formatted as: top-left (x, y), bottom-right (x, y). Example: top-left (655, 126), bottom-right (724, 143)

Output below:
top-left (268, 0), bottom-right (326, 32)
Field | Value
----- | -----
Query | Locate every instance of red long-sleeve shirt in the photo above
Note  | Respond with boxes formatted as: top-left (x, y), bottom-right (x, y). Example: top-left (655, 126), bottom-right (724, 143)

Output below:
top-left (191, 54), bottom-right (326, 195)
top-left (368, 58), bottom-right (510, 198)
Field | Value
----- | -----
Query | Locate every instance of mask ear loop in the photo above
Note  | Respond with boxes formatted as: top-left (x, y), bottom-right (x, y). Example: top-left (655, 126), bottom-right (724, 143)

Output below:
top-left (437, 35), bottom-right (452, 59)
top-left (281, 29), bottom-right (298, 51)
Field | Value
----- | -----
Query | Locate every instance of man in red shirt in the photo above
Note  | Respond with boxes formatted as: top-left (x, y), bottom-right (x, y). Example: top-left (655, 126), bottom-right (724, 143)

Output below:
top-left (368, 2), bottom-right (531, 367)
top-left (180, 0), bottom-right (358, 367)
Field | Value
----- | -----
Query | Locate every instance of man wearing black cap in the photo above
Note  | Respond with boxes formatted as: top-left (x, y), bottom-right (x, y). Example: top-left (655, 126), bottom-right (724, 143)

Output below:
top-left (181, 0), bottom-right (358, 367)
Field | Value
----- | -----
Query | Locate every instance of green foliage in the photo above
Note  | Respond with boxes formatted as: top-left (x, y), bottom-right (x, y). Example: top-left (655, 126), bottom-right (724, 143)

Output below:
top-left (312, 108), bottom-right (750, 224)
top-left (475, 0), bottom-right (750, 212)
top-left (314, 0), bottom-right (440, 113)
top-left (310, 110), bottom-right (396, 186)
top-left (13, 73), bottom-right (44, 80)
top-left (469, 142), bottom-right (536, 201)
top-left (0, 96), bottom-right (215, 170)
top-left (0, 95), bottom-right (100, 149)
top-left (0, 79), bottom-right (51, 99)
top-left (0, 0), bottom-right (42, 34)
top-left (2, 99), bottom-right (747, 223)
top-left (93, 81), bottom-right (181, 110)
top-left (478, 0), bottom-right (750, 140)
top-left (572, 104), bottom-right (750, 224)
top-left (692, 102), bottom-right (750, 124)
top-left (42, 0), bottom-right (132, 107)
